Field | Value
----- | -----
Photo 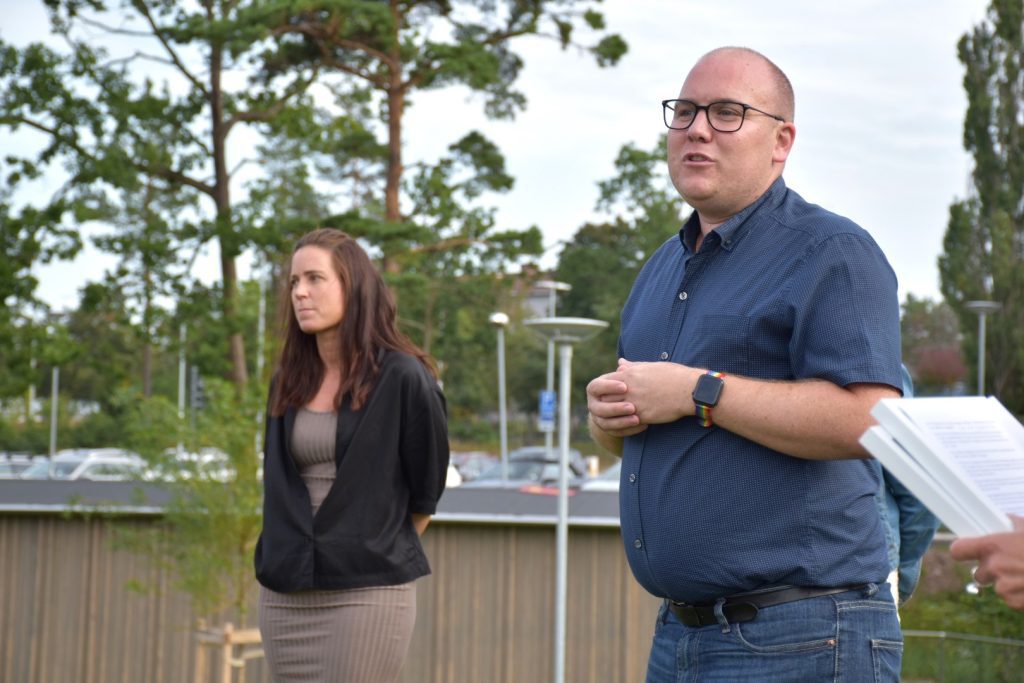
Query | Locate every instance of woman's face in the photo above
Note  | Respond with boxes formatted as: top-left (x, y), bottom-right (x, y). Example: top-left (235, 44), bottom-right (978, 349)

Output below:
top-left (290, 246), bottom-right (345, 335)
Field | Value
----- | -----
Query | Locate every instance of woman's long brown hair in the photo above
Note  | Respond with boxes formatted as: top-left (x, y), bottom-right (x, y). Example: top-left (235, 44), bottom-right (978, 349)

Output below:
top-left (269, 228), bottom-right (435, 416)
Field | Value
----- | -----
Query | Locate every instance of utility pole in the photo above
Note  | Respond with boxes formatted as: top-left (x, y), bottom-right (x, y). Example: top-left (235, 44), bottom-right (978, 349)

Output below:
top-left (178, 324), bottom-right (186, 456)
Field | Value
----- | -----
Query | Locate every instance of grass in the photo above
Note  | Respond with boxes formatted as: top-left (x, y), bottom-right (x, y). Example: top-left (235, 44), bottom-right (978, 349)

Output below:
top-left (899, 550), bottom-right (1024, 681)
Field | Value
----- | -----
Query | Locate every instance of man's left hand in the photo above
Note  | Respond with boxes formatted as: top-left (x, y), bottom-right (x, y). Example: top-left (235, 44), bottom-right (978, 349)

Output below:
top-left (614, 358), bottom-right (702, 425)
top-left (950, 515), bottom-right (1024, 611)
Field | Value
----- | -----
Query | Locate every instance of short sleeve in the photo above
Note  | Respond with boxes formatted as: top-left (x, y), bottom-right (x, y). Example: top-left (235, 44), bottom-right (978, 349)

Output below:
top-left (786, 232), bottom-right (902, 389)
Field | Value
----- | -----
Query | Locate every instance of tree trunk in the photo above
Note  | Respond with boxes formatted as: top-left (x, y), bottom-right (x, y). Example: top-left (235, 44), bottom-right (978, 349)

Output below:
top-left (421, 282), bottom-right (435, 356)
top-left (383, 2), bottom-right (405, 274)
top-left (210, 33), bottom-right (248, 392)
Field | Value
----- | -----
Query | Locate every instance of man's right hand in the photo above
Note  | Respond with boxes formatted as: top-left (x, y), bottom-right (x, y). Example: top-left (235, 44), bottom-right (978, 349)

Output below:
top-left (586, 371), bottom-right (646, 442)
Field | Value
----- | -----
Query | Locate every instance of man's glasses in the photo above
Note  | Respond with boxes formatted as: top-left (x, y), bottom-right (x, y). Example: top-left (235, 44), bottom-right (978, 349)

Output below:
top-left (662, 99), bottom-right (785, 133)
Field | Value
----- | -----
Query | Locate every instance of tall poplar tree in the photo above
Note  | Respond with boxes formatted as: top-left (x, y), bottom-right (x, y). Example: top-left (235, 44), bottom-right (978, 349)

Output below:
top-left (940, 0), bottom-right (1024, 411)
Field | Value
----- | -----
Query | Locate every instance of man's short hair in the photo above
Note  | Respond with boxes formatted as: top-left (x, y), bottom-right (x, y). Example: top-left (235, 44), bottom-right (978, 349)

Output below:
top-left (702, 46), bottom-right (795, 122)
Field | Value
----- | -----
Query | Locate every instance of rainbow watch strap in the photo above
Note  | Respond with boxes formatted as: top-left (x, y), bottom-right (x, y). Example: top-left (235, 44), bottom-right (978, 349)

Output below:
top-left (695, 370), bottom-right (726, 427)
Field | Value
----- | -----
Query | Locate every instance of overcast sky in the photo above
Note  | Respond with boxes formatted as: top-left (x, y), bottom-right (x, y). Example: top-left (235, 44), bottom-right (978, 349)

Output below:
top-left (4, 0), bottom-right (991, 310)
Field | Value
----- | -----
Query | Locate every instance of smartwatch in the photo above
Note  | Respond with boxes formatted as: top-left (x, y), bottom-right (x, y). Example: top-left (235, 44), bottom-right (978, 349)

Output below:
top-left (692, 370), bottom-right (726, 427)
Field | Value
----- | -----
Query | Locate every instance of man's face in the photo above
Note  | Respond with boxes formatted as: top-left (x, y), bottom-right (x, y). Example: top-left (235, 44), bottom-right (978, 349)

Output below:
top-left (667, 51), bottom-right (794, 225)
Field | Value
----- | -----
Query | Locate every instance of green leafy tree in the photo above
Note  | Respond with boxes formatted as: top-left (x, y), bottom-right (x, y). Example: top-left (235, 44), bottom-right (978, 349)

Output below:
top-left (900, 294), bottom-right (967, 395)
top-left (388, 132), bottom-right (543, 355)
top-left (249, 2), bottom-right (626, 405)
top-left (115, 378), bottom-right (264, 623)
top-left (173, 278), bottom-right (265, 385)
top-left (0, 181), bottom-right (82, 402)
top-left (258, 0), bottom-right (627, 267)
top-left (59, 282), bottom-right (140, 410)
top-left (940, 1), bottom-right (1024, 410)
top-left (87, 180), bottom-right (198, 396)
top-left (555, 137), bottom-right (683, 418)
top-left (242, 130), bottom-right (333, 265)
top-left (0, 1), bottom-right (324, 392)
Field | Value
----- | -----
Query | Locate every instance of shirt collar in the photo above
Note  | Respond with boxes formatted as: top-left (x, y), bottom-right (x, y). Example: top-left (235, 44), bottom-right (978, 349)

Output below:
top-left (679, 176), bottom-right (788, 253)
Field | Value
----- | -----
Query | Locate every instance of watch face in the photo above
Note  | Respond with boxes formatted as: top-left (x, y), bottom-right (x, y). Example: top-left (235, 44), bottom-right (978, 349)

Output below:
top-left (693, 374), bottom-right (725, 407)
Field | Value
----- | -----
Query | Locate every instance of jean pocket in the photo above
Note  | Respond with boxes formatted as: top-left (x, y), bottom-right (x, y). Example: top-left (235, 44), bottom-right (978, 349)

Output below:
top-left (871, 639), bottom-right (902, 682)
top-left (731, 599), bottom-right (838, 654)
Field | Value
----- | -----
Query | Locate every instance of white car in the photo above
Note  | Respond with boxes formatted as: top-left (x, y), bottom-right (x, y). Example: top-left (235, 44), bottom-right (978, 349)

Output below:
top-left (0, 453), bottom-right (44, 478)
top-left (580, 461), bottom-right (621, 492)
top-left (461, 446), bottom-right (588, 489)
top-left (146, 447), bottom-right (234, 483)
top-left (446, 463), bottom-right (463, 488)
top-left (20, 448), bottom-right (146, 481)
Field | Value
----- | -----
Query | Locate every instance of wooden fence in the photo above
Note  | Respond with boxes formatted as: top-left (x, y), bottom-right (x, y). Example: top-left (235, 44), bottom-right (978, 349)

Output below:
top-left (0, 494), bottom-right (658, 682)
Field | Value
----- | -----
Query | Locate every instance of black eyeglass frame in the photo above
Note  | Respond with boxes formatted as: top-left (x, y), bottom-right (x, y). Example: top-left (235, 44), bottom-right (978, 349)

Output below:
top-left (662, 99), bottom-right (786, 132)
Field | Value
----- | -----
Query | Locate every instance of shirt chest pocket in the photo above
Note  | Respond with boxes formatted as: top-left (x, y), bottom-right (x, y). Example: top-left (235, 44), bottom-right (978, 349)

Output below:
top-left (685, 314), bottom-right (751, 376)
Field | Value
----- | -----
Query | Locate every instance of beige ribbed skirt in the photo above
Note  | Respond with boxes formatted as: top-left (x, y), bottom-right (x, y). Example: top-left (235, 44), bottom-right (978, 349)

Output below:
top-left (259, 581), bottom-right (416, 682)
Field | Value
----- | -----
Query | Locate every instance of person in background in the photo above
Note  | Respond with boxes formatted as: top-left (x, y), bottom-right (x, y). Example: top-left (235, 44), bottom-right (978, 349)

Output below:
top-left (951, 516), bottom-right (1024, 610)
top-left (254, 228), bottom-right (449, 682)
top-left (586, 47), bottom-right (904, 681)
top-left (876, 365), bottom-right (940, 606)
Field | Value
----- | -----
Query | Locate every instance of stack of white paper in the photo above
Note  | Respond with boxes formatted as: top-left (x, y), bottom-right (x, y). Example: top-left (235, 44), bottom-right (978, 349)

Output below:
top-left (861, 396), bottom-right (1024, 538)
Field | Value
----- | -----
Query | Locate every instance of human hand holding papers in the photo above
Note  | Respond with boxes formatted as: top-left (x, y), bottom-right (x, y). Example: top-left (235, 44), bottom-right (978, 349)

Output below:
top-left (860, 396), bottom-right (1024, 538)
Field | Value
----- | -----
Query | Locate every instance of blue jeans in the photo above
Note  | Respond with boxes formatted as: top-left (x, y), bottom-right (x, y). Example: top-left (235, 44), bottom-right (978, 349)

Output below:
top-left (645, 584), bottom-right (902, 682)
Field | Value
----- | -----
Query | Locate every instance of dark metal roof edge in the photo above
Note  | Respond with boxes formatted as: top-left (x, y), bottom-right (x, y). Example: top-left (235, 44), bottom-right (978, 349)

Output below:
top-left (0, 503), bottom-right (165, 515)
top-left (432, 512), bottom-right (620, 528)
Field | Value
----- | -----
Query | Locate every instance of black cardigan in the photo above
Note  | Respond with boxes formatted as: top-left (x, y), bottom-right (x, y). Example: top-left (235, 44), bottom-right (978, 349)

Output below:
top-left (254, 350), bottom-right (450, 592)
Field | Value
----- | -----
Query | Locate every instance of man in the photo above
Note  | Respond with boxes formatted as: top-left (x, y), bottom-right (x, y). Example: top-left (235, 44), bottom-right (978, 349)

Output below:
top-left (877, 366), bottom-right (939, 607)
top-left (587, 47), bottom-right (904, 681)
top-left (950, 515), bottom-right (1024, 611)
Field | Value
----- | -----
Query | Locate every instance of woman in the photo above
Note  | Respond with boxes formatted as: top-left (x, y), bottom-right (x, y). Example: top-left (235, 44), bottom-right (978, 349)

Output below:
top-left (255, 228), bottom-right (449, 682)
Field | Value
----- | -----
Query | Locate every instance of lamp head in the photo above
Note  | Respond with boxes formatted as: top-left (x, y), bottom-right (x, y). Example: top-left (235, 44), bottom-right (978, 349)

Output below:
top-left (524, 316), bottom-right (608, 344)
top-left (965, 300), bottom-right (1002, 315)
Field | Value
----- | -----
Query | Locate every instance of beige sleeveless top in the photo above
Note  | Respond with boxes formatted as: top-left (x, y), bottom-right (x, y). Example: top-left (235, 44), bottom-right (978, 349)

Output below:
top-left (290, 408), bottom-right (338, 514)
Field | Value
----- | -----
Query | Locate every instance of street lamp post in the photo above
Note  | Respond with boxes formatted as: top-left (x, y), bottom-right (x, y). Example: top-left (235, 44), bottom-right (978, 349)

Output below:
top-left (48, 366), bottom-right (59, 458)
top-left (177, 324), bottom-right (186, 457)
top-left (534, 280), bottom-right (572, 463)
top-left (965, 300), bottom-right (1002, 395)
top-left (524, 316), bottom-right (608, 683)
top-left (489, 312), bottom-right (510, 480)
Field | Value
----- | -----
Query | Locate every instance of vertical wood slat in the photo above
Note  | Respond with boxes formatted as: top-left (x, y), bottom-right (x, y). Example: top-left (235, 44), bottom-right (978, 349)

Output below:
top-left (0, 513), bottom-right (658, 683)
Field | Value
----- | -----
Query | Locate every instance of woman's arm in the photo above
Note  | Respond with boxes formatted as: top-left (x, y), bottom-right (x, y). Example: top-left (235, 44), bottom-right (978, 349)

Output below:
top-left (411, 513), bottom-right (431, 535)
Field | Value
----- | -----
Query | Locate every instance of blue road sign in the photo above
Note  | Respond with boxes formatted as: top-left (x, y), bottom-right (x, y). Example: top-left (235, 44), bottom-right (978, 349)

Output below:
top-left (538, 390), bottom-right (556, 432)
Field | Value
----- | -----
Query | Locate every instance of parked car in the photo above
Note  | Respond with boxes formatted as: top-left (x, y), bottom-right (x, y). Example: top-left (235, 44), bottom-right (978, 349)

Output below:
top-left (0, 453), bottom-right (44, 478)
top-left (580, 460), bottom-right (621, 492)
top-left (461, 446), bottom-right (588, 488)
top-left (449, 451), bottom-right (498, 482)
top-left (19, 448), bottom-right (146, 481)
top-left (446, 463), bottom-right (463, 488)
top-left (145, 447), bottom-right (233, 482)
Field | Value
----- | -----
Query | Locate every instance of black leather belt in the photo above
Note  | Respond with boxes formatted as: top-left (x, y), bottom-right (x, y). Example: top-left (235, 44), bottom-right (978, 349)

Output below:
top-left (668, 585), bottom-right (865, 627)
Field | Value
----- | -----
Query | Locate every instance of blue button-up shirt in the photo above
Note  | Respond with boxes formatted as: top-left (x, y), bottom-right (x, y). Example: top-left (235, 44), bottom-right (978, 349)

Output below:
top-left (618, 177), bottom-right (902, 604)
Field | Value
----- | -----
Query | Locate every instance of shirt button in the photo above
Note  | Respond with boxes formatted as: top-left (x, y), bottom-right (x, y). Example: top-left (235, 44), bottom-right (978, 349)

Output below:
top-left (633, 539), bottom-right (643, 549)
top-left (659, 351), bottom-right (668, 360)
top-left (678, 291), bottom-right (688, 300)
top-left (628, 473), bottom-right (636, 483)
